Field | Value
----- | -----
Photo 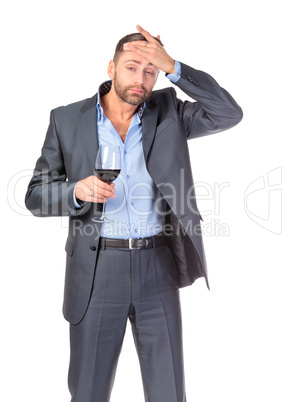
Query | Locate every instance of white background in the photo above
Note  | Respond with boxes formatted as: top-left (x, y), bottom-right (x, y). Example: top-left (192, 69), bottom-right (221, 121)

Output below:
top-left (1, 0), bottom-right (287, 401)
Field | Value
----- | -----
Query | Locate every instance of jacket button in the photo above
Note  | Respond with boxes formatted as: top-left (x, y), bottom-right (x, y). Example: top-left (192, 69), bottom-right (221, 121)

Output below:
top-left (90, 245), bottom-right (96, 251)
top-left (187, 75), bottom-right (200, 86)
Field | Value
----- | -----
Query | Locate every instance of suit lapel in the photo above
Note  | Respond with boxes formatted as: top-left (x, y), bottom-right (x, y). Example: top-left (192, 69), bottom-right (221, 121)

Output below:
top-left (141, 105), bottom-right (158, 163)
top-left (77, 94), bottom-right (99, 173)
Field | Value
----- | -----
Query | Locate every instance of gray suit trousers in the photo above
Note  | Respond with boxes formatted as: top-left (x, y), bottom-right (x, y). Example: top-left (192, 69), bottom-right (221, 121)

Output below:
top-left (68, 242), bottom-right (187, 402)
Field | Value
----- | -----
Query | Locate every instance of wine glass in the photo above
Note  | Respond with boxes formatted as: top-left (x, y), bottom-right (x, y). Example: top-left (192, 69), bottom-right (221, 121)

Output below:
top-left (92, 144), bottom-right (121, 223)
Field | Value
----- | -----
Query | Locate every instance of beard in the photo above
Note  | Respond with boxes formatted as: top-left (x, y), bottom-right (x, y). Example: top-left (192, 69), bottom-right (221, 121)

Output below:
top-left (113, 73), bottom-right (152, 105)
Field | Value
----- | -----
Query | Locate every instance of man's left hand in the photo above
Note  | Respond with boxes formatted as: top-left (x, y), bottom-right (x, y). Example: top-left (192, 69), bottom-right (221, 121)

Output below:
top-left (123, 25), bottom-right (176, 75)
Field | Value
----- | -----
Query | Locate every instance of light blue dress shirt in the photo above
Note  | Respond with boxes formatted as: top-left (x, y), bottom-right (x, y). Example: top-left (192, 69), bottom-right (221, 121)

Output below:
top-left (75, 61), bottom-right (181, 239)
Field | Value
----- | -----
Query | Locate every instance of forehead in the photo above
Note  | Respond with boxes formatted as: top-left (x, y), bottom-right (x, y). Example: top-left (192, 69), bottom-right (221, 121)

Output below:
top-left (117, 51), bottom-right (156, 68)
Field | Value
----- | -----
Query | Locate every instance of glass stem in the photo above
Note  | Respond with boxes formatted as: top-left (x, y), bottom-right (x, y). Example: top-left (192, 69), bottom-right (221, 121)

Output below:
top-left (101, 197), bottom-right (107, 220)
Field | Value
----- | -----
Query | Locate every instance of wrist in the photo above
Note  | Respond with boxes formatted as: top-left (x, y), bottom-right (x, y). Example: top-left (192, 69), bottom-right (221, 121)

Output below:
top-left (165, 59), bottom-right (176, 75)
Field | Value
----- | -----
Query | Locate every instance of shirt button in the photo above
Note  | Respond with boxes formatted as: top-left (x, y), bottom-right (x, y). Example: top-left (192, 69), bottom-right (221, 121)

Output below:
top-left (126, 175), bottom-right (130, 179)
top-left (90, 245), bottom-right (96, 251)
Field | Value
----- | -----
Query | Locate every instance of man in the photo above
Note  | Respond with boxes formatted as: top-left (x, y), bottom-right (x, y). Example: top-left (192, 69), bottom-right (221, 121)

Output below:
top-left (25, 25), bottom-right (242, 402)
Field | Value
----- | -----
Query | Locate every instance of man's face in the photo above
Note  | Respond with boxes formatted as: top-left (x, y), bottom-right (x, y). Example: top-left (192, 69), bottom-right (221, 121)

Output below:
top-left (109, 50), bottom-right (159, 105)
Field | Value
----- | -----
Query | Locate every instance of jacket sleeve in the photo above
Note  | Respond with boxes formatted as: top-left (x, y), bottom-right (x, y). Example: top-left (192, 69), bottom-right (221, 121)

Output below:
top-left (174, 62), bottom-right (243, 139)
top-left (25, 110), bottom-right (89, 217)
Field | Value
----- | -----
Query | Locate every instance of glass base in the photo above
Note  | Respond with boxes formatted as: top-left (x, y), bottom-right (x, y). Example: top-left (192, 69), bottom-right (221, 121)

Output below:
top-left (91, 216), bottom-right (112, 223)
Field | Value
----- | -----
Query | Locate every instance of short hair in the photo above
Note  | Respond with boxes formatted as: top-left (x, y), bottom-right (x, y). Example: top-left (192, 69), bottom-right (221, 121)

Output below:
top-left (113, 32), bottom-right (163, 64)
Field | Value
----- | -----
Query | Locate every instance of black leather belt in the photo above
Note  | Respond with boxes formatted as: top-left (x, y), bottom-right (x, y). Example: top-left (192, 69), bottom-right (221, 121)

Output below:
top-left (99, 233), bottom-right (170, 250)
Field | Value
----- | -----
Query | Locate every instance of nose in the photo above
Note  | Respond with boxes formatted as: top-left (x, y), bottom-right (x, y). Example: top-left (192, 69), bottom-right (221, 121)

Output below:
top-left (134, 70), bottom-right (145, 85)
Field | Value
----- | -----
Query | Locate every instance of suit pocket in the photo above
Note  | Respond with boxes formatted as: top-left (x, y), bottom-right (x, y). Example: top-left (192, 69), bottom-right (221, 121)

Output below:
top-left (65, 239), bottom-right (75, 257)
top-left (156, 116), bottom-right (176, 137)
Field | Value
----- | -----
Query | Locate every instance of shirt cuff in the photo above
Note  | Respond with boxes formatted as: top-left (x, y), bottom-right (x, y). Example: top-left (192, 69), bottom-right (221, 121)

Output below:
top-left (166, 60), bottom-right (181, 83)
top-left (73, 182), bottom-right (86, 208)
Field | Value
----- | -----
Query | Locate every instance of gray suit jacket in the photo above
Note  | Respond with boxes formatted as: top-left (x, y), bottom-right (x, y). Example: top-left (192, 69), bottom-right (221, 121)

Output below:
top-left (25, 62), bottom-right (242, 324)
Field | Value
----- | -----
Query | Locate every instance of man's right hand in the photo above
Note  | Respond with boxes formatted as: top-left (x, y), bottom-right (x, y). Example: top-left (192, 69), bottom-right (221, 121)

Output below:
top-left (75, 175), bottom-right (116, 203)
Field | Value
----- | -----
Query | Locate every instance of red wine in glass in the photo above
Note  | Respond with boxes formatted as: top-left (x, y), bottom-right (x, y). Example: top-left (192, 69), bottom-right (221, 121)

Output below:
top-left (92, 145), bottom-right (121, 223)
top-left (96, 169), bottom-right (121, 184)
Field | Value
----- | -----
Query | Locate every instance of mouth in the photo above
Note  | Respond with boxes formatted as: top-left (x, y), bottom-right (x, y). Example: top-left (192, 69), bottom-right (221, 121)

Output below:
top-left (129, 88), bottom-right (145, 95)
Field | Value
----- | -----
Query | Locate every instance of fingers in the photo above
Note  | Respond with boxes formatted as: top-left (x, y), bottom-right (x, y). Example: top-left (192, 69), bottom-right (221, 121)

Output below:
top-left (95, 178), bottom-right (116, 201)
top-left (123, 37), bottom-right (161, 55)
top-left (124, 40), bottom-right (150, 48)
top-left (123, 24), bottom-right (163, 58)
top-left (92, 176), bottom-right (116, 202)
top-left (136, 24), bottom-right (157, 43)
top-left (123, 40), bottom-right (157, 59)
top-left (122, 25), bottom-right (175, 74)
top-left (123, 39), bottom-right (175, 74)
top-left (75, 176), bottom-right (116, 203)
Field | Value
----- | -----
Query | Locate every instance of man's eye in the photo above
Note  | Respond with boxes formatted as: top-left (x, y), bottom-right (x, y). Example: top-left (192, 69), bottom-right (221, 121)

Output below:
top-left (128, 67), bottom-right (135, 71)
top-left (146, 71), bottom-right (154, 75)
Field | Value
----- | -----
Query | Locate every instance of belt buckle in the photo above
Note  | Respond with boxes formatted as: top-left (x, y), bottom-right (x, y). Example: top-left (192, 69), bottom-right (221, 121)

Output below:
top-left (129, 238), bottom-right (147, 249)
top-left (129, 238), bottom-right (138, 249)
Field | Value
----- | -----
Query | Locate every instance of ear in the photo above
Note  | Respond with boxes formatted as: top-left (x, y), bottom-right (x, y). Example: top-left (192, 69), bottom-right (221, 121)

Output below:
top-left (107, 60), bottom-right (116, 79)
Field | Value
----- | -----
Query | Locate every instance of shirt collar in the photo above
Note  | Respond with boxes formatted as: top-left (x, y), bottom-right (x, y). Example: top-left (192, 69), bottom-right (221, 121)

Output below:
top-left (97, 80), bottom-right (145, 122)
